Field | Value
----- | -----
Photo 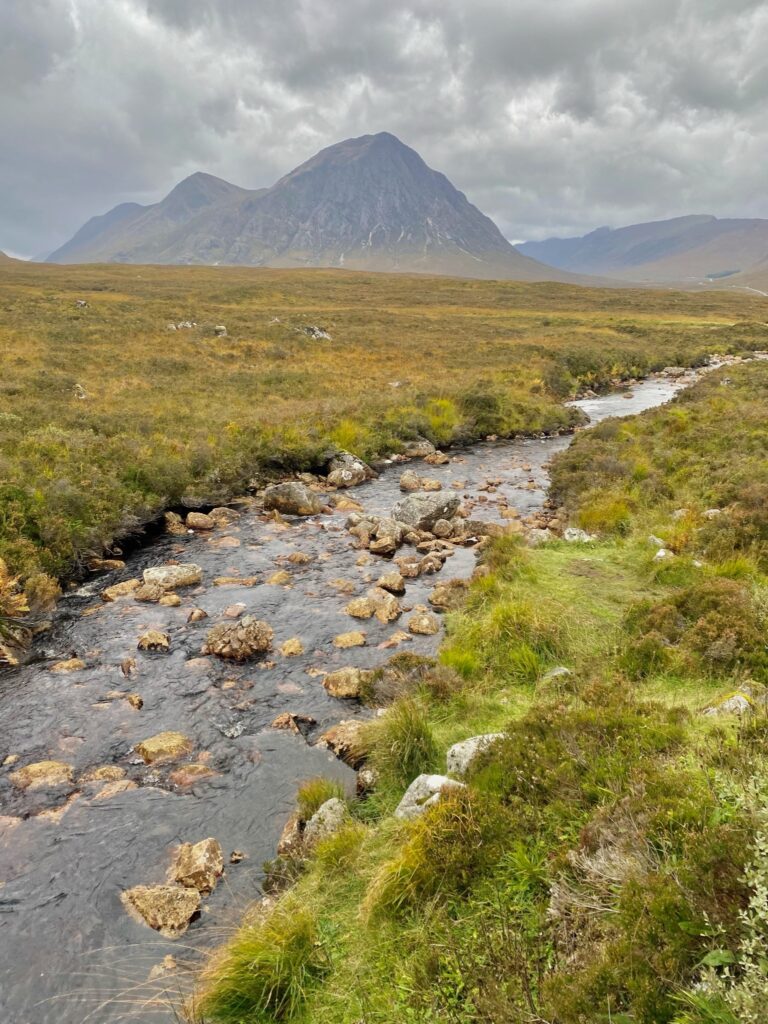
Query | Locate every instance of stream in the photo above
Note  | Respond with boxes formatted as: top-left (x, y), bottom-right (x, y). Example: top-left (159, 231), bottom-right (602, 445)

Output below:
top-left (0, 371), bottom-right (698, 1024)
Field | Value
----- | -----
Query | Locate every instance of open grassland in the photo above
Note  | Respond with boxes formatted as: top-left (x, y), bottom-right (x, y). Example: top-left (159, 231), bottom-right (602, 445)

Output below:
top-left (1, 261), bottom-right (765, 605)
top-left (192, 362), bottom-right (768, 1024)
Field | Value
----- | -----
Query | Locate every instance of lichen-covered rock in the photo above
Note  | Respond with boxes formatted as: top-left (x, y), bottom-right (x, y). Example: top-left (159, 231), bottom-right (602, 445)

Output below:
top-left (446, 734), bottom-right (505, 777)
top-left (142, 564), bottom-right (202, 590)
top-left (394, 774), bottom-right (465, 820)
top-left (369, 587), bottom-right (402, 624)
top-left (203, 616), bottom-right (274, 660)
top-left (137, 630), bottom-right (171, 653)
top-left (345, 596), bottom-right (377, 619)
top-left (432, 519), bottom-right (453, 538)
top-left (428, 579), bottom-right (468, 610)
top-left (703, 693), bottom-right (753, 717)
top-left (101, 578), bottom-right (140, 602)
top-left (159, 594), bottom-right (181, 608)
top-left (377, 571), bottom-right (405, 594)
top-left (369, 535), bottom-right (398, 557)
top-left (263, 482), bottom-right (323, 516)
top-left (187, 608), bottom-right (208, 623)
top-left (277, 812), bottom-right (304, 856)
top-left (270, 712), bottom-right (316, 735)
top-left (421, 478), bottom-right (442, 492)
top-left (186, 512), bottom-right (215, 531)
top-left (424, 451), bottom-right (450, 465)
top-left (391, 493), bottom-right (460, 532)
top-left (563, 527), bottom-right (596, 543)
top-left (135, 732), bottom-right (193, 764)
top-left (173, 838), bottom-right (224, 893)
top-left (403, 438), bottom-right (436, 458)
top-left (10, 760), bottom-right (74, 790)
top-left (303, 798), bottom-right (349, 846)
top-left (134, 582), bottom-right (166, 603)
top-left (164, 511), bottom-right (187, 535)
top-left (399, 470), bottom-right (422, 492)
top-left (121, 884), bottom-right (200, 937)
top-left (280, 637), bottom-right (304, 657)
top-left (408, 610), bottom-right (440, 635)
top-left (322, 667), bottom-right (371, 699)
top-left (327, 451), bottom-right (372, 488)
top-left (333, 631), bottom-right (366, 649)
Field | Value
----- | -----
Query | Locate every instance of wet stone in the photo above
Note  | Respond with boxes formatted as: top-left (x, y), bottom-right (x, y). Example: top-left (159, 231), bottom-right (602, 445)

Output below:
top-left (10, 760), bottom-right (74, 790)
top-left (121, 885), bottom-right (201, 937)
top-left (173, 837), bottom-right (224, 894)
top-left (135, 731), bottom-right (193, 764)
top-left (137, 630), bottom-right (170, 653)
top-left (203, 616), bottom-right (274, 660)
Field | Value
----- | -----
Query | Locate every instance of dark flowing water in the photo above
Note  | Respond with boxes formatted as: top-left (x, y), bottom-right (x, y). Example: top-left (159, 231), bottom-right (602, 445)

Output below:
top-left (0, 373), bottom-right (697, 1023)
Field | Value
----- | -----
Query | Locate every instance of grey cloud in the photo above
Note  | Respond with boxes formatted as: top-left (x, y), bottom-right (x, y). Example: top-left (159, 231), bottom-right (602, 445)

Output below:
top-left (1, 0), bottom-right (767, 257)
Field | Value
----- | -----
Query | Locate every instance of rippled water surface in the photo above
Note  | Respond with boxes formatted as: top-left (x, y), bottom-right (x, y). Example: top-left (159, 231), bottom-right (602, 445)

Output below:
top-left (0, 374), bottom-right (694, 1023)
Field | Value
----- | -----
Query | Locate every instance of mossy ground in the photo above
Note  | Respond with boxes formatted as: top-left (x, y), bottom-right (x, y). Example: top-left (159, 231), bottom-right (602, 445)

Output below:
top-left (191, 361), bottom-right (768, 1024)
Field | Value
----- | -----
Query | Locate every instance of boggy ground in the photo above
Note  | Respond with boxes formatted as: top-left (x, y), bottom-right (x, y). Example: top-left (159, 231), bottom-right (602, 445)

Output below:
top-left (0, 260), bottom-right (765, 609)
top-left (191, 360), bottom-right (768, 1024)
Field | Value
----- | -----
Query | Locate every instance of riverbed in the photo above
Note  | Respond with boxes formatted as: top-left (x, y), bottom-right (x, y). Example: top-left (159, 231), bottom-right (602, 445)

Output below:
top-left (0, 371), bottom-right (698, 1024)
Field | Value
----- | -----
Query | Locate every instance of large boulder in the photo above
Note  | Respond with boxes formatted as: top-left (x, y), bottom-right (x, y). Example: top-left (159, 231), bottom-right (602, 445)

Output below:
top-left (143, 564), bottom-right (202, 590)
top-left (263, 482), bottom-right (323, 516)
top-left (121, 884), bottom-right (201, 937)
top-left (391, 493), bottom-right (460, 532)
top-left (327, 451), bottom-right (373, 488)
top-left (394, 774), bottom-right (465, 820)
top-left (446, 734), bottom-right (505, 777)
top-left (173, 838), bottom-right (224, 894)
top-left (303, 798), bottom-right (350, 846)
top-left (203, 616), bottom-right (274, 660)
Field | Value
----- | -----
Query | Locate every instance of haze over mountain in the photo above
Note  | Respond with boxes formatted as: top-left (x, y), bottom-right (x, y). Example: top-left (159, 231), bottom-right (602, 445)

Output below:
top-left (47, 133), bottom-right (579, 283)
top-left (519, 216), bottom-right (768, 285)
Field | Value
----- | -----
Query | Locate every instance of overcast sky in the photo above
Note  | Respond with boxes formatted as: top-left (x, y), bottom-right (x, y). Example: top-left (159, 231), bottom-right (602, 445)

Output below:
top-left (3, 0), bottom-right (767, 257)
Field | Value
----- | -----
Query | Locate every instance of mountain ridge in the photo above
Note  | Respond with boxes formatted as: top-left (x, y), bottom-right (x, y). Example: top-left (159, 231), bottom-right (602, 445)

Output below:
top-left (47, 133), bottom-right (582, 282)
top-left (519, 214), bottom-right (768, 284)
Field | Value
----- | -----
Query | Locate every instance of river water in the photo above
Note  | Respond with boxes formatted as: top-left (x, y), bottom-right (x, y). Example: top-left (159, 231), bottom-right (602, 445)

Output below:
top-left (0, 372), bottom-right (696, 1024)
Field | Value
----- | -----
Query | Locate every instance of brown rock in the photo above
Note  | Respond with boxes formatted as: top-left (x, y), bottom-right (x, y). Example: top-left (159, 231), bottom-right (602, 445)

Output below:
top-left (135, 731), bottom-right (193, 764)
top-left (81, 765), bottom-right (126, 782)
top-left (345, 596), bottom-right (376, 619)
top-left (322, 666), bottom-right (371, 699)
top-left (202, 616), bottom-right (274, 660)
top-left (186, 512), bottom-right (215, 531)
top-left (101, 579), bottom-right (140, 602)
top-left (377, 570), bottom-right (405, 595)
top-left (173, 838), bottom-right (224, 893)
top-left (50, 658), bottom-right (86, 673)
top-left (333, 631), bottom-right (366, 649)
top-left (270, 712), bottom-right (316, 734)
top-left (169, 764), bottom-right (216, 787)
top-left (208, 507), bottom-right (240, 526)
top-left (159, 594), bottom-right (182, 607)
top-left (143, 564), bottom-right (203, 590)
top-left (277, 812), bottom-right (304, 856)
top-left (135, 583), bottom-right (166, 603)
top-left (88, 558), bottom-right (126, 572)
top-left (424, 451), bottom-right (450, 465)
top-left (422, 478), bottom-right (442, 492)
top-left (399, 470), bottom-right (422, 492)
top-left (121, 885), bottom-right (201, 937)
top-left (267, 570), bottom-right (292, 586)
top-left (10, 760), bottom-right (74, 790)
top-left (317, 720), bottom-right (368, 768)
top-left (164, 512), bottom-right (187, 536)
top-left (369, 535), bottom-right (397, 557)
top-left (287, 551), bottom-right (312, 565)
top-left (213, 575), bottom-right (259, 587)
top-left (187, 608), bottom-right (208, 623)
top-left (92, 779), bottom-right (138, 800)
top-left (280, 637), bottom-right (304, 657)
top-left (137, 630), bottom-right (170, 653)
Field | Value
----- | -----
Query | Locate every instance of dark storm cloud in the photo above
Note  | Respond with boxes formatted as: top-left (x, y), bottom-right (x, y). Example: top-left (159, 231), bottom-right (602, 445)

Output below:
top-left (2, 0), bottom-right (767, 256)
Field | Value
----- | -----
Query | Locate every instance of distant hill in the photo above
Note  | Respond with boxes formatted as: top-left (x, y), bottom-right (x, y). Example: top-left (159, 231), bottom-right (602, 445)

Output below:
top-left (519, 215), bottom-right (768, 284)
top-left (0, 250), bottom-right (18, 263)
top-left (47, 133), bottom-right (582, 282)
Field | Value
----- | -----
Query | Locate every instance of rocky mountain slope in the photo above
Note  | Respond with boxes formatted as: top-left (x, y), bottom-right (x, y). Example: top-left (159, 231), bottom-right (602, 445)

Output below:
top-left (47, 133), bottom-right (580, 282)
top-left (519, 214), bottom-right (768, 284)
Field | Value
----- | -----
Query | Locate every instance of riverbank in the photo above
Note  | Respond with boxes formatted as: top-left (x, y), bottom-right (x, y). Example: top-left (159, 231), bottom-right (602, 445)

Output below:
top-left (191, 360), bottom-right (768, 1024)
top-left (1, 261), bottom-right (763, 646)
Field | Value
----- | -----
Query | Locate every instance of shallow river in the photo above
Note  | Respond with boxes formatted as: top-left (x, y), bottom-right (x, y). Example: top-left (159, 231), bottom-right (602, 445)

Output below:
top-left (0, 373), bottom-right (695, 1024)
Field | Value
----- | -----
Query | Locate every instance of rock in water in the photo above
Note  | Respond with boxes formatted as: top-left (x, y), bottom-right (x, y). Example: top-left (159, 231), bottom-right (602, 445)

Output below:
top-left (203, 616), bottom-right (274, 660)
top-left (173, 838), bottom-right (224, 893)
top-left (391, 493), bottom-right (460, 532)
top-left (121, 884), bottom-right (201, 937)
top-left (10, 760), bottom-right (74, 790)
top-left (135, 732), bottom-right (193, 764)
top-left (322, 667), bottom-right (371, 699)
top-left (327, 451), bottom-right (372, 488)
top-left (142, 564), bottom-right (203, 589)
top-left (263, 482), bottom-right (323, 516)
top-left (137, 630), bottom-right (171, 653)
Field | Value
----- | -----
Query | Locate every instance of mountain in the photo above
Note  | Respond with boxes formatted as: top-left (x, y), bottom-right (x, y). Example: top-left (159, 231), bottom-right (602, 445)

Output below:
top-left (0, 250), bottom-right (18, 263)
top-left (518, 215), bottom-right (768, 284)
top-left (47, 133), bottom-right (579, 282)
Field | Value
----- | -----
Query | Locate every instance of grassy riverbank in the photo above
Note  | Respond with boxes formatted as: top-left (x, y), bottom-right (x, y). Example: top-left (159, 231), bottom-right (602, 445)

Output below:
top-left (0, 261), bottom-right (764, 607)
top-left (191, 361), bottom-right (768, 1024)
